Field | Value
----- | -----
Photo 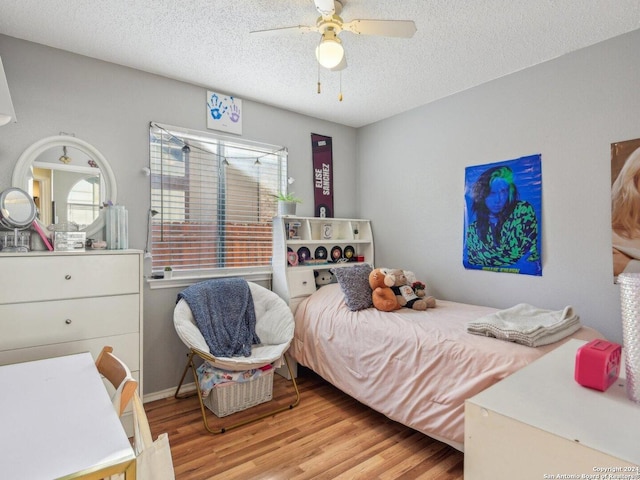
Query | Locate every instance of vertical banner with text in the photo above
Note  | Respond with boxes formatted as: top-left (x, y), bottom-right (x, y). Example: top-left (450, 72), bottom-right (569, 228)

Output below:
top-left (311, 133), bottom-right (334, 217)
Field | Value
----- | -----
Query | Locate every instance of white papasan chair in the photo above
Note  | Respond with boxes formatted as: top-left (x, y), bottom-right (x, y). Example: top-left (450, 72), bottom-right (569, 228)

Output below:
top-left (173, 280), bottom-right (300, 433)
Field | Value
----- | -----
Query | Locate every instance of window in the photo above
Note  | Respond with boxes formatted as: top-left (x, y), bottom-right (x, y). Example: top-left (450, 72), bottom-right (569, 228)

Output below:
top-left (67, 176), bottom-right (101, 227)
top-left (149, 122), bottom-right (287, 275)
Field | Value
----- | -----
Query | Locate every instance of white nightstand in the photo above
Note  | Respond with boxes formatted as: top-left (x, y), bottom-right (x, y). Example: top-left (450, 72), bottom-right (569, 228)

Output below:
top-left (465, 338), bottom-right (640, 479)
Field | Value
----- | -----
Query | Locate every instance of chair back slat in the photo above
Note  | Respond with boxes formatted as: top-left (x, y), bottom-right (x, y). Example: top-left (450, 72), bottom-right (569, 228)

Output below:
top-left (96, 346), bottom-right (137, 416)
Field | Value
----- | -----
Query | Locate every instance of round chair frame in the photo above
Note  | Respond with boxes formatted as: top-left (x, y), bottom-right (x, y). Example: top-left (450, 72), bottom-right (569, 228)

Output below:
top-left (173, 281), bottom-right (300, 434)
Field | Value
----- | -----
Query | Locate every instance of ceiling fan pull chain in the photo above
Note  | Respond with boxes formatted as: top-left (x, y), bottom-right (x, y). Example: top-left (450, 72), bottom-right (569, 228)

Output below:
top-left (338, 71), bottom-right (343, 101)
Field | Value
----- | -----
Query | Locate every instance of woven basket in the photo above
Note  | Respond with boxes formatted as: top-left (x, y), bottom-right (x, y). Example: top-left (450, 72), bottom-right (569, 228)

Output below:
top-left (203, 369), bottom-right (274, 417)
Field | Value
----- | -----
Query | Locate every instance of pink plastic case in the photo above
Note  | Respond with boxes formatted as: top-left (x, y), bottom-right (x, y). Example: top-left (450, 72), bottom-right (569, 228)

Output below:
top-left (574, 339), bottom-right (622, 392)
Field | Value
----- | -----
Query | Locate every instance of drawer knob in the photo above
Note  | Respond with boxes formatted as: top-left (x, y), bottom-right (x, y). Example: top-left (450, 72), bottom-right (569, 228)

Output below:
top-left (65, 319), bottom-right (72, 325)
top-left (302, 281), bottom-right (307, 285)
top-left (65, 274), bottom-right (72, 280)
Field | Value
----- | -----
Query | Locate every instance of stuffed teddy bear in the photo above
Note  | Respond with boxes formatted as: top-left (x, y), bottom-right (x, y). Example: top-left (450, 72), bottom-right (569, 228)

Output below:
top-left (387, 269), bottom-right (436, 311)
top-left (368, 268), bottom-right (400, 311)
top-left (314, 269), bottom-right (336, 288)
top-left (403, 270), bottom-right (437, 308)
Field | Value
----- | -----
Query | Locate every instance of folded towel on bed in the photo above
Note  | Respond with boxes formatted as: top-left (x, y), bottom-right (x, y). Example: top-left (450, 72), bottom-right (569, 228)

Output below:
top-left (177, 278), bottom-right (260, 357)
top-left (467, 303), bottom-right (581, 347)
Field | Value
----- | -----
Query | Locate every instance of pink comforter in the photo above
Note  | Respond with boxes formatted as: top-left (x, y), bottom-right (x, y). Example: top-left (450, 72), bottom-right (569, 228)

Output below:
top-left (289, 284), bottom-right (603, 450)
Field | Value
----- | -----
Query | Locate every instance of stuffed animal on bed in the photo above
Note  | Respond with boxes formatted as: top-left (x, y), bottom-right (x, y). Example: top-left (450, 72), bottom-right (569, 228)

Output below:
top-left (369, 268), bottom-right (400, 311)
top-left (388, 269), bottom-right (436, 311)
top-left (403, 270), bottom-right (437, 308)
top-left (314, 269), bottom-right (336, 288)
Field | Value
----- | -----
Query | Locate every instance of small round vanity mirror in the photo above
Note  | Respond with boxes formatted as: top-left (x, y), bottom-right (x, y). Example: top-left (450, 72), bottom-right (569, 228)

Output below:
top-left (0, 187), bottom-right (37, 229)
top-left (12, 136), bottom-right (117, 237)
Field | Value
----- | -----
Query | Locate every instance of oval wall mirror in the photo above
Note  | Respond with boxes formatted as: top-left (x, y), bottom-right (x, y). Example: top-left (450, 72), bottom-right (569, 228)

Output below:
top-left (12, 136), bottom-right (117, 237)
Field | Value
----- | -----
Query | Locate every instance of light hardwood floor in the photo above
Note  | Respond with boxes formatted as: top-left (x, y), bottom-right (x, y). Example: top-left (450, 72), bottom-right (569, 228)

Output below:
top-left (145, 366), bottom-right (464, 480)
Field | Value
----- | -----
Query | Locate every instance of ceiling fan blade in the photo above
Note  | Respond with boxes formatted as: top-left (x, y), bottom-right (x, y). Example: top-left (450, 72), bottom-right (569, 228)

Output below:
top-left (250, 25), bottom-right (318, 36)
top-left (342, 19), bottom-right (417, 38)
top-left (314, 0), bottom-right (336, 18)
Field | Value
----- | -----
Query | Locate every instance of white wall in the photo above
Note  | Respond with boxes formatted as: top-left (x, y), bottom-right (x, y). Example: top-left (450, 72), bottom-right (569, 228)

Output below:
top-left (0, 35), bottom-right (357, 394)
top-left (357, 29), bottom-right (640, 343)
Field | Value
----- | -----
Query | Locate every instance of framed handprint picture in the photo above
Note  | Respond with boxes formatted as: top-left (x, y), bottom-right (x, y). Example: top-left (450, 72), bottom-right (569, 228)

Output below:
top-left (206, 91), bottom-right (242, 135)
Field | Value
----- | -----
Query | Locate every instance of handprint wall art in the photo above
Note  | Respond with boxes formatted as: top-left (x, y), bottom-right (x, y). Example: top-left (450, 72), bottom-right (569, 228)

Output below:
top-left (206, 91), bottom-right (242, 135)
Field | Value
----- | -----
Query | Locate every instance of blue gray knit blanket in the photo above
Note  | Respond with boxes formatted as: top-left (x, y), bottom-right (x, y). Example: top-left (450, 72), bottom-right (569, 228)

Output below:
top-left (177, 278), bottom-right (260, 357)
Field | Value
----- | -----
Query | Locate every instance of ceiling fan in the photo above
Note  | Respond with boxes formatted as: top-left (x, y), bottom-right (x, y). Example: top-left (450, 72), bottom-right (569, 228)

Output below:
top-left (251, 0), bottom-right (417, 71)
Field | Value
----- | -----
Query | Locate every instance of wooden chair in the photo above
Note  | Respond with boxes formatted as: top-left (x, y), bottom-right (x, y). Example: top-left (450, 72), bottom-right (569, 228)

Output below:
top-left (95, 346), bottom-right (138, 417)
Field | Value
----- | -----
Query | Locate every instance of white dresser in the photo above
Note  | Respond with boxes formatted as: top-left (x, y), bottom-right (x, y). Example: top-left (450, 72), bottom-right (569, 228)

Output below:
top-left (0, 249), bottom-right (143, 435)
top-left (465, 339), bottom-right (640, 479)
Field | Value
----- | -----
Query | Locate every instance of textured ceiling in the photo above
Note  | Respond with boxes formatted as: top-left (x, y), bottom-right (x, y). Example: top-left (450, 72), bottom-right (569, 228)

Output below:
top-left (0, 1), bottom-right (638, 128)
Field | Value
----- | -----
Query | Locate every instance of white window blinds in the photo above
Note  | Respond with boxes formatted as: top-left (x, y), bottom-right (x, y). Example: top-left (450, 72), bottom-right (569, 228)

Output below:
top-left (149, 122), bottom-right (287, 274)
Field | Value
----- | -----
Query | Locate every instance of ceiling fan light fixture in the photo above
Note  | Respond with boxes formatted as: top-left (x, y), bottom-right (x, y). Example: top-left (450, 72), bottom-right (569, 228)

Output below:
top-left (59, 146), bottom-right (72, 164)
top-left (315, 34), bottom-right (344, 69)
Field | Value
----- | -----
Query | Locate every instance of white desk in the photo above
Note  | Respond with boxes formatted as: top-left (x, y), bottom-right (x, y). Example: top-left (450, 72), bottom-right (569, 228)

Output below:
top-left (0, 352), bottom-right (136, 479)
top-left (465, 339), bottom-right (640, 479)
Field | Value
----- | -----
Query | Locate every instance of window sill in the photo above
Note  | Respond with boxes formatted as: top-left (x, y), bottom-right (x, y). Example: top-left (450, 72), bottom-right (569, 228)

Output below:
top-left (145, 267), bottom-right (272, 290)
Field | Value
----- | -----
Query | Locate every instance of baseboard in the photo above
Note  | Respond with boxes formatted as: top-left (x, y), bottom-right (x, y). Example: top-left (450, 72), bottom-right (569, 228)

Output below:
top-left (276, 361), bottom-right (298, 380)
top-left (143, 382), bottom-right (197, 403)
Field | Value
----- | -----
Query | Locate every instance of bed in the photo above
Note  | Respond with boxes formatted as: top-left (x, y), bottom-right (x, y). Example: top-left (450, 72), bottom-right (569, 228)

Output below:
top-left (288, 281), bottom-right (603, 451)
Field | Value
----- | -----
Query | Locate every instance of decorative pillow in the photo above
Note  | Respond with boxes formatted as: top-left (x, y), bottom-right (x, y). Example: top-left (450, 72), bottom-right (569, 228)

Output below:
top-left (333, 263), bottom-right (373, 311)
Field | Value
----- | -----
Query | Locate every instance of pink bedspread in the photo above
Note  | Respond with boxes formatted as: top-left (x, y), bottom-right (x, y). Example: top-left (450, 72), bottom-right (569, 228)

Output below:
top-left (289, 284), bottom-right (603, 451)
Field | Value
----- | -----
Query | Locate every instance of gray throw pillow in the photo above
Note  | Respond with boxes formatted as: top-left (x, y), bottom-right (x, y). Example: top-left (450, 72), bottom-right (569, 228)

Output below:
top-left (333, 263), bottom-right (373, 311)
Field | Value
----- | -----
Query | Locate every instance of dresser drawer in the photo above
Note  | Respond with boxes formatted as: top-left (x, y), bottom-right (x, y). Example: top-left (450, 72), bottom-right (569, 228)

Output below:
top-left (287, 269), bottom-right (316, 298)
top-left (0, 254), bottom-right (140, 304)
top-left (0, 294), bottom-right (140, 351)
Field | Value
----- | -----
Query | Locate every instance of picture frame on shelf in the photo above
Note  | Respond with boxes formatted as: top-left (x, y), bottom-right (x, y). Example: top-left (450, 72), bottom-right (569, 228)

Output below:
top-left (287, 250), bottom-right (299, 266)
top-left (322, 223), bottom-right (333, 240)
top-left (287, 221), bottom-right (301, 240)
